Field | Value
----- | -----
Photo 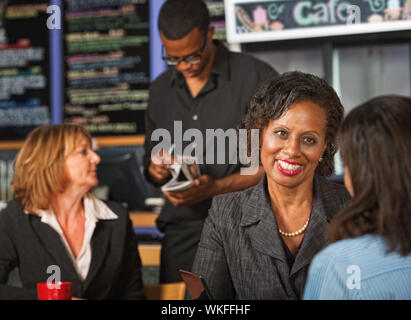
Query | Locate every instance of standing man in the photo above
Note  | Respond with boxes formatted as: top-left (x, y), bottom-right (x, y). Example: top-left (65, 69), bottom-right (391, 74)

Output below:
top-left (143, 0), bottom-right (278, 283)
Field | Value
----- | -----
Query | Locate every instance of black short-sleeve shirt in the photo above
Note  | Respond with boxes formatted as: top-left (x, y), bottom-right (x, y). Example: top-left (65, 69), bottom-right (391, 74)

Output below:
top-left (143, 41), bottom-right (277, 230)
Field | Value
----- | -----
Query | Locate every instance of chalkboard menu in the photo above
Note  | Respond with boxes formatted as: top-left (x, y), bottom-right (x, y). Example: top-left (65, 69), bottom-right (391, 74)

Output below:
top-left (225, 0), bottom-right (411, 43)
top-left (0, 0), bottom-right (51, 140)
top-left (63, 0), bottom-right (150, 136)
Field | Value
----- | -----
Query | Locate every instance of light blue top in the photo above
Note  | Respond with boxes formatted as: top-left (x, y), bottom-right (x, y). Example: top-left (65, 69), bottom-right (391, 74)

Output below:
top-left (303, 234), bottom-right (411, 300)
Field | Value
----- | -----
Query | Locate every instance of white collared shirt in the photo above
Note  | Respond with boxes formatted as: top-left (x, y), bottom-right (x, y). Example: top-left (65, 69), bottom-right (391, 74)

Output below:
top-left (25, 194), bottom-right (118, 281)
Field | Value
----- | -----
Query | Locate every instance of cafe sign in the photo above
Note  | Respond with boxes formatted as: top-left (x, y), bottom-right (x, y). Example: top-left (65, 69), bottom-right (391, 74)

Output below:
top-left (224, 0), bottom-right (411, 43)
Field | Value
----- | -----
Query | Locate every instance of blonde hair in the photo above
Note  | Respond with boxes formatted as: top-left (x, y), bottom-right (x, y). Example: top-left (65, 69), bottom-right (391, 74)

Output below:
top-left (12, 124), bottom-right (92, 212)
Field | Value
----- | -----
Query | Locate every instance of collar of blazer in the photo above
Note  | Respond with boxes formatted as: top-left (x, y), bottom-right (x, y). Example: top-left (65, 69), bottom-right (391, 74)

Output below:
top-left (239, 174), bottom-right (337, 277)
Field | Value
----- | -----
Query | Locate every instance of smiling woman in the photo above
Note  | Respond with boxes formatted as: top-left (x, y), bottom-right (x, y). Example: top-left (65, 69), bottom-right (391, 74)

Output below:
top-left (242, 71), bottom-right (343, 177)
top-left (260, 101), bottom-right (327, 189)
top-left (0, 124), bottom-right (144, 300)
top-left (191, 71), bottom-right (351, 299)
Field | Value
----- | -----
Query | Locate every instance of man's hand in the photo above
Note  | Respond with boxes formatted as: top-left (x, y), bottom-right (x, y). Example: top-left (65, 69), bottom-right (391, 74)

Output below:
top-left (164, 174), bottom-right (220, 207)
top-left (148, 158), bottom-right (171, 185)
top-left (148, 148), bottom-right (174, 184)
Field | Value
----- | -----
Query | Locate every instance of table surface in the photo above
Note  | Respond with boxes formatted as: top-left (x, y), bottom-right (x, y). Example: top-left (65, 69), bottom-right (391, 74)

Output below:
top-left (129, 211), bottom-right (159, 227)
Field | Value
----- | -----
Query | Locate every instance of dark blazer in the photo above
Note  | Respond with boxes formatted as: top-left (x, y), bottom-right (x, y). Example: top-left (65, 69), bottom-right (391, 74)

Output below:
top-left (0, 200), bottom-right (144, 300)
top-left (192, 175), bottom-right (351, 299)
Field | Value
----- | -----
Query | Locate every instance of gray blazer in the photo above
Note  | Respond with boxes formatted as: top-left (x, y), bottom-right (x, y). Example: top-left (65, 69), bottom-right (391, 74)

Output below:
top-left (192, 175), bottom-right (351, 300)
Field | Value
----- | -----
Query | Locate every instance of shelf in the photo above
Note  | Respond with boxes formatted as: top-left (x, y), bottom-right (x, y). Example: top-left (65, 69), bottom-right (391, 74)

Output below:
top-left (0, 135), bottom-right (145, 151)
top-left (93, 135), bottom-right (145, 148)
top-left (0, 141), bottom-right (24, 150)
top-left (138, 244), bottom-right (161, 267)
top-left (130, 211), bottom-right (159, 227)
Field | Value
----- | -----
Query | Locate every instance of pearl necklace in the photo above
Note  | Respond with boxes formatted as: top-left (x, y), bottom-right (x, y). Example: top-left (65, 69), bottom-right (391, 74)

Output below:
top-left (278, 218), bottom-right (310, 237)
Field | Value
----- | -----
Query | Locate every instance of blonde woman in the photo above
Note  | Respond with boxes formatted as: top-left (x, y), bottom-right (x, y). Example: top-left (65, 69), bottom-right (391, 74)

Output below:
top-left (0, 124), bottom-right (144, 299)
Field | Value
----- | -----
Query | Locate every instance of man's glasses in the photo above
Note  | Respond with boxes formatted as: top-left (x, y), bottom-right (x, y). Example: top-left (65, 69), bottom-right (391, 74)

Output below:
top-left (162, 34), bottom-right (208, 66)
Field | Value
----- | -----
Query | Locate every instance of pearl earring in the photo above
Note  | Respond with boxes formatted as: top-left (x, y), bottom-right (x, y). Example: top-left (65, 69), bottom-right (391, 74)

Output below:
top-left (319, 157), bottom-right (323, 162)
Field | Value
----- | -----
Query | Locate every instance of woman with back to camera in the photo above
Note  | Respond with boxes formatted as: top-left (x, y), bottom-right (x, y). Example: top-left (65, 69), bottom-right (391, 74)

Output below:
top-left (191, 71), bottom-right (351, 299)
top-left (303, 95), bottom-right (411, 299)
top-left (0, 124), bottom-right (144, 299)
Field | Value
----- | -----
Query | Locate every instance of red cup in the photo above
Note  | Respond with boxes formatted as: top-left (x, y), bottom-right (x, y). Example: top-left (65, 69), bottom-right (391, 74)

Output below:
top-left (37, 282), bottom-right (72, 300)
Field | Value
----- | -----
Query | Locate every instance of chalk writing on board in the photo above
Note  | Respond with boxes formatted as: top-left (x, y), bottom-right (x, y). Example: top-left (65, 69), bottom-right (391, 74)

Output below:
top-left (64, 0), bottom-right (149, 136)
top-left (0, 1), bottom-right (51, 140)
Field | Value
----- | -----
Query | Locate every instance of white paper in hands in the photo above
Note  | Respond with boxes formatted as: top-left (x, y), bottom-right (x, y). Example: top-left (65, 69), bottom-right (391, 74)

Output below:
top-left (161, 154), bottom-right (201, 192)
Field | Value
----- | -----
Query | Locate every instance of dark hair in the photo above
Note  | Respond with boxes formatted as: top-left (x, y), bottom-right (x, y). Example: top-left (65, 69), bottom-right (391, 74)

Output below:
top-left (158, 0), bottom-right (210, 40)
top-left (328, 95), bottom-right (411, 255)
top-left (240, 71), bottom-right (344, 176)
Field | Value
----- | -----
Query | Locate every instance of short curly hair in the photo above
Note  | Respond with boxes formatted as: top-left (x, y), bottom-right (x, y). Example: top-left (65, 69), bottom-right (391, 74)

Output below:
top-left (239, 71), bottom-right (344, 177)
top-left (158, 0), bottom-right (210, 40)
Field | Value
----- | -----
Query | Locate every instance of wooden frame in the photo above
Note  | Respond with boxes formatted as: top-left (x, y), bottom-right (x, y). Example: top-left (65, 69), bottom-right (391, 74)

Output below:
top-left (138, 244), bottom-right (161, 267)
top-left (144, 282), bottom-right (186, 300)
top-left (130, 211), bottom-right (159, 227)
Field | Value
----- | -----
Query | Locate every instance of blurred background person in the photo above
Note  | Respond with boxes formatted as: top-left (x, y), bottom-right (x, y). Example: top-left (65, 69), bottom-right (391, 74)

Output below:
top-left (303, 95), bottom-right (411, 300)
top-left (192, 71), bottom-right (351, 299)
top-left (0, 124), bottom-right (144, 300)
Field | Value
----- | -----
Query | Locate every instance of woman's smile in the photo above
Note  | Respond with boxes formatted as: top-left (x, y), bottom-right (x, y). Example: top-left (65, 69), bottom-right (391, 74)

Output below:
top-left (276, 159), bottom-right (303, 176)
top-left (260, 101), bottom-right (327, 188)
